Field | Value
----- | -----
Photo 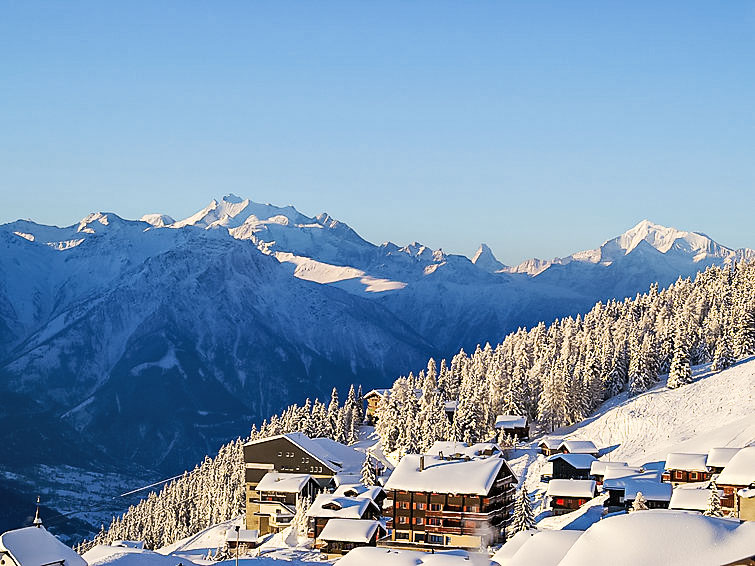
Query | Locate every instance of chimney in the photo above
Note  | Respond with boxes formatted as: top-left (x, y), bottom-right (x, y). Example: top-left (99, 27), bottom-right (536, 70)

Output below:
top-left (419, 455), bottom-right (425, 472)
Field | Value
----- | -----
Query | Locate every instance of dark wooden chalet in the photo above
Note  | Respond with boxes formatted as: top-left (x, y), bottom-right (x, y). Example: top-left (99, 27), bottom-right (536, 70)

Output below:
top-left (315, 519), bottom-right (386, 556)
top-left (494, 415), bottom-right (529, 440)
top-left (546, 479), bottom-right (597, 515)
top-left (544, 454), bottom-right (596, 481)
top-left (307, 494), bottom-right (382, 540)
top-left (662, 453), bottom-right (711, 485)
top-left (381, 451), bottom-right (516, 550)
top-left (538, 437), bottom-right (565, 457)
top-left (603, 474), bottom-right (672, 513)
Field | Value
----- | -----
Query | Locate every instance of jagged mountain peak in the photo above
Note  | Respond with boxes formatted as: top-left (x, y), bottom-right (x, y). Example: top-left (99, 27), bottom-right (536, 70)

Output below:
top-left (472, 243), bottom-right (506, 273)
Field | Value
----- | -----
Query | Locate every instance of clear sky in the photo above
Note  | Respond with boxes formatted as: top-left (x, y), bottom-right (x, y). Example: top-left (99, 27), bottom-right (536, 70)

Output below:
top-left (1, 1), bottom-right (753, 264)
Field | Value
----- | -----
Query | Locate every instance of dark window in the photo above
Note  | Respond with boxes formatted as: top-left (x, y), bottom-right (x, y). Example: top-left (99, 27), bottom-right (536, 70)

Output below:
top-left (426, 517), bottom-right (442, 526)
top-left (429, 503), bottom-right (442, 511)
top-left (398, 516), bottom-right (408, 524)
top-left (414, 502), bottom-right (426, 510)
top-left (395, 532), bottom-right (410, 540)
top-left (427, 534), bottom-right (444, 544)
top-left (414, 517), bottom-right (424, 525)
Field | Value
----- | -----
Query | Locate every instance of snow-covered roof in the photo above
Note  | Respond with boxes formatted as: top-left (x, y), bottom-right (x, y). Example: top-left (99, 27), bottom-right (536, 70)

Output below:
top-left (602, 470), bottom-right (672, 502)
top-left (336, 546), bottom-right (476, 566)
top-left (332, 483), bottom-right (384, 501)
top-left (589, 461), bottom-right (628, 476)
top-left (495, 414), bottom-right (527, 429)
top-left (557, 510), bottom-right (755, 566)
top-left (494, 529), bottom-right (583, 566)
top-left (706, 447), bottom-right (742, 469)
top-left (83, 545), bottom-right (191, 566)
top-left (538, 436), bottom-right (565, 449)
top-left (0, 526), bottom-right (87, 566)
top-left (306, 494), bottom-right (378, 519)
top-left (547, 453), bottom-right (596, 469)
top-left (317, 519), bottom-right (383, 543)
top-left (669, 487), bottom-right (713, 511)
top-left (443, 400), bottom-right (458, 412)
top-left (739, 487), bottom-right (755, 499)
top-left (256, 472), bottom-right (313, 494)
top-left (426, 440), bottom-right (500, 459)
top-left (111, 541), bottom-right (144, 549)
top-left (717, 445), bottom-right (755, 486)
top-left (363, 388), bottom-right (390, 399)
top-left (310, 437), bottom-right (364, 474)
top-left (546, 479), bottom-right (596, 498)
top-left (602, 466), bottom-right (646, 482)
top-left (384, 453), bottom-right (509, 496)
top-left (664, 452), bottom-right (709, 472)
top-left (244, 432), bottom-right (362, 473)
top-left (560, 440), bottom-right (599, 454)
top-left (224, 528), bottom-right (259, 544)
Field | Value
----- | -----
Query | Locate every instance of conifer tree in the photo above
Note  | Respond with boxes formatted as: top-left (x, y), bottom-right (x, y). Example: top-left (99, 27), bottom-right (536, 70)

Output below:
top-left (631, 491), bottom-right (648, 511)
top-left (704, 482), bottom-right (723, 517)
top-left (712, 330), bottom-right (735, 371)
top-left (508, 487), bottom-right (536, 535)
top-left (360, 453), bottom-right (378, 487)
top-left (667, 330), bottom-right (692, 389)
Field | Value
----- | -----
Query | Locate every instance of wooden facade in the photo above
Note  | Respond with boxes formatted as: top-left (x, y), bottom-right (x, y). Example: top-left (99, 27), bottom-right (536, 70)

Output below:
top-left (383, 467), bottom-right (515, 550)
top-left (550, 495), bottom-right (592, 515)
top-left (363, 390), bottom-right (388, 424)
top-left (549, 456), bottom-right (594, 481)
top-left (661, 469), bottom-right (712, 485)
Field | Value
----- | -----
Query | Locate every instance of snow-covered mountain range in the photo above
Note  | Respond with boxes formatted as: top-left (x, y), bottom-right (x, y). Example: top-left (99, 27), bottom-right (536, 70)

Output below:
top-left (1, 195), bottom-right (753, 476)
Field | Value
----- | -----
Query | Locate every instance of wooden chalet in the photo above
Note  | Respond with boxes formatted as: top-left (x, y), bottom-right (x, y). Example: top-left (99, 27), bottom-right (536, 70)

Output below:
top-left (546, 479), bottom-right (597, 515)
top-left (706, 447), bottom-right (742, 474)
top-left (662, 452), bottom-right (712, 485)
top-left (243, 432), bottom-right (362, 533)
top-left (332, 484), bottom-right (387, 508)
top-left (307, 494), bottom-right (382, 540)
top-left (494, 415), bottom-right (529, 440)
top-left (544, 454), bottom-right (596, 481)
top-left (381, 448), bottom-right (517, 550)
top-left (538, 437), bottom-right (565, 456)
top-left (363, 389), bottom-right (390, 424)
top-left (589, 461), bottom-right (629, 485)
top-left (716, 446), bottom-right (755, 516)
top-left (315, 519), bottom-right (386, 557)
top-left (558, 439), bottom-right (599, 458)
top-left (225, 528), bottom-right (260, 553)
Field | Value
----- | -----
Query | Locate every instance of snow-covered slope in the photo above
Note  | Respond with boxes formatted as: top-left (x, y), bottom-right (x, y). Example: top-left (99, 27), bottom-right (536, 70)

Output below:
top-left (509, 358), bottom-right (755, 494)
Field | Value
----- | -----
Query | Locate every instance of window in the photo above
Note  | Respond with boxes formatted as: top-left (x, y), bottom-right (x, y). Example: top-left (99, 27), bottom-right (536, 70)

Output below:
top-left (395, 532), bottom-right (410, 540)
top-left (429, 503), bottom-right (442, 511)
top-left (427, 534), bottom-right (444, 544)
top-left (555, 498), bottom-right (565, 506)
top-left (690, 472), bottom-right (699, 480)
top-left (277, 452), bottom-right (283, 457)
top-left (464, 504), bottom-right (479, 512)
top-left (414, 517), bottom-right (424, 525)
top-left (674, 471), bottom-right (684, 480)
top-left (398, 516), bottom-right (409, 525)
top-left (414, 502), bottom-right (426, 510)
top-left (301, 457), bottom-right (309, 463)
top-left (398, 501), bottom-right (410, 510)
top-left (413, 533), bottom-right (425, 543)
top-left (426, 517), bottom-right (442, 526)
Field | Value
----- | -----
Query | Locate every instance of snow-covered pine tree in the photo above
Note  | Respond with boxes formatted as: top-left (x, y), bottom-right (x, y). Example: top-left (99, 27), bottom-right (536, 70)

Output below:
top-left (734, 307), bottom-right (755, 359)
top-left (507, 486), bottom-right (536, 535)
top-left (360, 453), bottom-right (378, 487)
top-left (712, 329), bottom-right (735, 371)
top-left (667, 328), bottom-right (692, 389)
top-left (703, 482), bottom-right (723, 517)
top-left (631, 491), bottom-right (648, 511)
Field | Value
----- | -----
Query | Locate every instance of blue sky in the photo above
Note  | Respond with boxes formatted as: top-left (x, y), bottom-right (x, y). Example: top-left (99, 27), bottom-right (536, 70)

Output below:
top-left (1, 1), bottom-right (753, 263)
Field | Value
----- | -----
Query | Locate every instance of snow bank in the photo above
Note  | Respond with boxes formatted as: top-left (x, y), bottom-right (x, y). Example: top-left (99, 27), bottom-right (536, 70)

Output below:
top-left (335, 546), bottom-right (489, 566)
top-left (717, 445), bottom-right (755, 486)
top-left (84, 544), bottom-right (196, 566)
top-left (496, 530), bottom-right (582, 566)
top-left (557, 510), bottom-right (755, 566)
